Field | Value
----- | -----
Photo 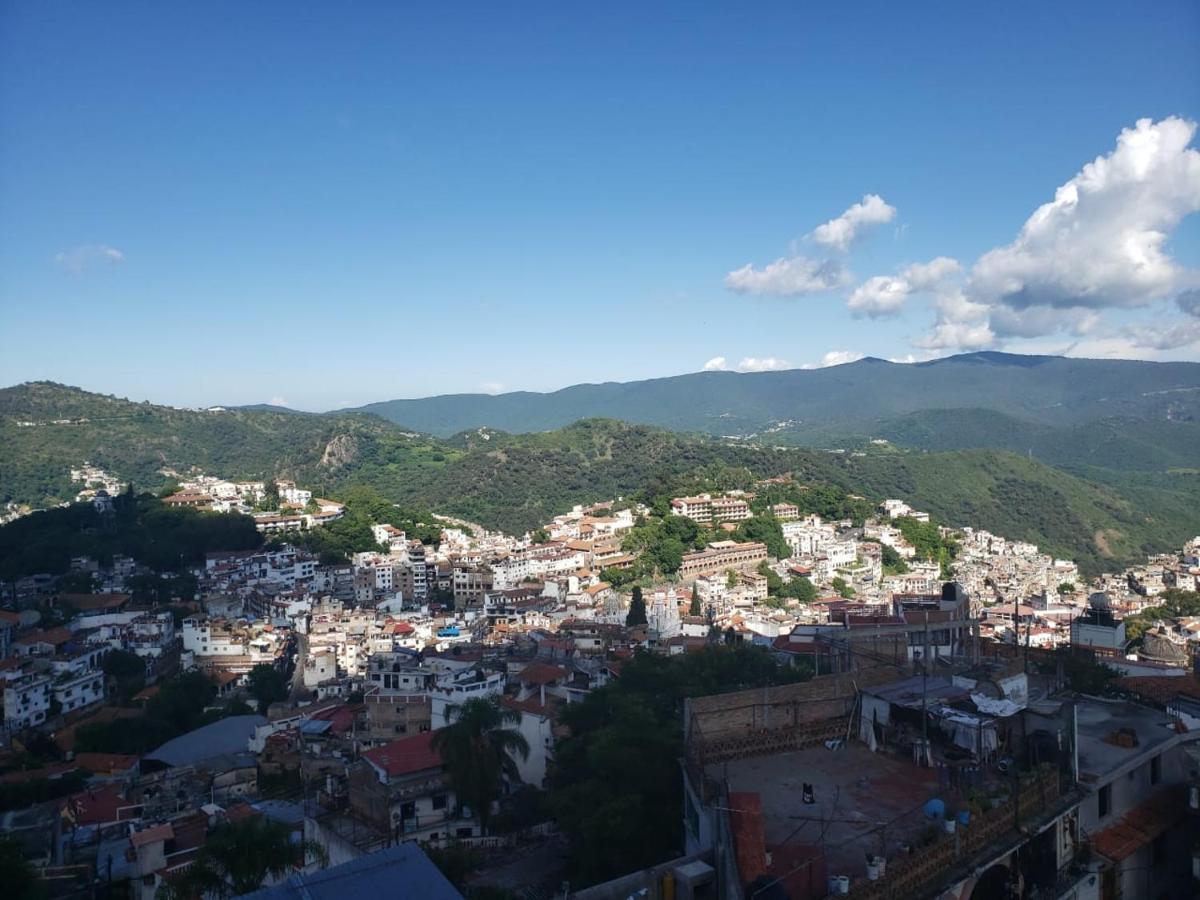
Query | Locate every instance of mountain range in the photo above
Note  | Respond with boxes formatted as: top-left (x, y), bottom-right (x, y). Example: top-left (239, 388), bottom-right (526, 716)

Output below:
top-left (2, 352), bottom-right (1199, 575)
top-left (343, 352), bottom-right (1200, 467)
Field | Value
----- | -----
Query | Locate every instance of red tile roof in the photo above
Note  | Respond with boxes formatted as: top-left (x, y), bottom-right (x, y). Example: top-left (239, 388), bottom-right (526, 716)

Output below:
top-left (74, 753), bottom-right (139, 775)
top-left (1116, 674), bottom-right (1200, 707)
top-left (15, 626), bottom-right (74, 647)
top-left (1092, 789), bottom-right (1185, 862)
top-left (728, 792), bottom-right (767, 885)
top-left (223, 802), bottom-right (261, 824)
top-left (518, 663), bottom-right (568, 686)
top-left (60, 593), bottom-right (129, 611)
top-left (361, 730), bottom-right (443, 778)
top-left (63, 782), bottom-right (139, 826)
top-left (130, 823), bottom-right (174, 848)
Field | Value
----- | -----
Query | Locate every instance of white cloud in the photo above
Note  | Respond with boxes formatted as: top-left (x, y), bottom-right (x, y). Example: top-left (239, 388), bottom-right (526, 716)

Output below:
top-left (969, 118), bottom-right (1200, 316)
top-left (847, 257), bottom-right (961, 318)
top-left (703, 356), bottom-right (728, 371)
top-left (798, 350), bottom-right (866, 369)
top-left (480, 382), bottom-right (505, 395)
top-left (1122, 319), bottom-right (1200, 350)
top-left (847, 276), bottom-right (911, 318)
top-left (910, 118), bottom-right (1200, 352)
top-left (915, 319), bottom-right (996, 351)
top-left (268, 396), bottom-right (289, 407)
top-left (724, 255), bottom-right (849, 296)
top-left (55, 244), bottom-right (125, 272)
top-left (736, 356), bottom-right (791, 372)
top-left (811, 194), bottom-right (897, 251)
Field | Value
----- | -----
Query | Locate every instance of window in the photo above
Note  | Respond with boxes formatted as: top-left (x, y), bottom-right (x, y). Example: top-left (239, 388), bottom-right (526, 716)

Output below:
top-left (456, 827), bottom-right (473, 838)
top-left (432, 794), bottom-right (447, 810)
top-left (1098, 784), bottom-right (1111, 818)
top-left (1152, 833), bottom-right (1167, 866)
top-left (1150, 755), bottom-right (1161, 785)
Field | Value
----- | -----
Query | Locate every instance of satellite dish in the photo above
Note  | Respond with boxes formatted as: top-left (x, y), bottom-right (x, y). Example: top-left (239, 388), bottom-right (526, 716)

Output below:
top-left (1088, 592), bottom-right (1111, 611)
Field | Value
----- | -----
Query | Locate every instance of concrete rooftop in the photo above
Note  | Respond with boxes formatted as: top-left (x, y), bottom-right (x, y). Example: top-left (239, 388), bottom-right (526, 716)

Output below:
top-left (710, 743), bottom-right (941, 881)
top-left (1075, 698), bottom-right (1179, 782)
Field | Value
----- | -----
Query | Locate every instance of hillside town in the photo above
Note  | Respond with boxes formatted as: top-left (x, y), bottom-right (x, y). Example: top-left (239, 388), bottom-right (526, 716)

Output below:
top-left (2, 475), bottom-right (1200, 900)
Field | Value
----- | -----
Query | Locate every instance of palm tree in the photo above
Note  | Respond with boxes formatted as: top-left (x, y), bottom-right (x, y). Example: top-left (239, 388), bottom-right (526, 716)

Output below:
top-left (431, 696), bottom-right (530, 834)
top-left (157, 816), bottom-right (328, 899)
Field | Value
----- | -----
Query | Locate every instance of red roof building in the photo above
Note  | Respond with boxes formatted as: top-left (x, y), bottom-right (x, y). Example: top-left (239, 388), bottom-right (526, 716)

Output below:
top-left (361, 730), bottom-right (443, 781)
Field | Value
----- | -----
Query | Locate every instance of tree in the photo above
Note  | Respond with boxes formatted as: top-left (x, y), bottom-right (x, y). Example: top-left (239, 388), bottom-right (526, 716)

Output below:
top-left (734, 515), bottom-right (788, 560)
top-left (549, 647), bottom-right (809, 885)
top-left (779, 575), bottom-right (817, 603)
top-left (689, 585), bottom-right (701, 617)
top-left (245, 664), bottom-right (288, 710)
top-left (0, 835), bottom-right (40, 900)
top-left (530, 527), bottom-right (549, 544)
top-left (431, 697), bottom-right (530, 834)
top-left (881, 544), bottom-right (909, 575)
top-left (831, 576), bottom-right (854, 599)
top-left (626, 586), bottom-right (648, 626)
top-left (157, 816), bottom-right (327, 899)
top-left (104, 649), bottom-right (146, 702)
top-left (257, 481), bottom-right (280, 512)
top-left (1057, 582), bottom-right (1075, 595)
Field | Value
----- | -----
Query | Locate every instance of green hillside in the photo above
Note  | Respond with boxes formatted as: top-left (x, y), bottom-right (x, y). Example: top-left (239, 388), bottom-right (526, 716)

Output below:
top-left (346, 353), bottom-right (1200, 455)
top-left (2, 383), bottom-right (1197, 575)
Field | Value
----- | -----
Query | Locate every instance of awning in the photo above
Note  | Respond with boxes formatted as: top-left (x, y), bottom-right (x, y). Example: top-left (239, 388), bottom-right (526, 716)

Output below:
top-left (1092, 789), bottom-right (1186, 862)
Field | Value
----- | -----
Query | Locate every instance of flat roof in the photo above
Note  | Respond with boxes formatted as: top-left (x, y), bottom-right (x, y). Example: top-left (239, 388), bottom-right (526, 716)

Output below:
top-left (1074, 699), bottom-right (1180, 783)
top-left (710, 743), bottom-right (940, 882)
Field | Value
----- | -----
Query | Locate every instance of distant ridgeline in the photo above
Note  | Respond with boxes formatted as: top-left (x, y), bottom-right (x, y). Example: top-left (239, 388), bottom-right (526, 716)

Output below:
top-left (2, 361), bottom-right (1199, 576)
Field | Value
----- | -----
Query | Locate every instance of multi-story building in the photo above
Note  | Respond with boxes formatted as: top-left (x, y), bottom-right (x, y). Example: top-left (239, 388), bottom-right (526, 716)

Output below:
top-left (677, 541), bottom-right (768, 580)
top-left (2, 669), bottom-right (52, 730)
top-left (349, 730), bottom-right (481, 843)
top-left (670, 493), bottom-right (752, 524)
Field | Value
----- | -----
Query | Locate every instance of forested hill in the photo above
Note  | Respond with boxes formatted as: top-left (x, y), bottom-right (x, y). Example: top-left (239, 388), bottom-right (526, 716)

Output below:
top-left (3, 382), bottom-right (1198, 575)
top-left (344, 352), bottom-right (1200, 453)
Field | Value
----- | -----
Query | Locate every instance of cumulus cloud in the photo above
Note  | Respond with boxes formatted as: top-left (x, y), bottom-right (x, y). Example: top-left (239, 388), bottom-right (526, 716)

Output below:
top-left (268, 396), bottom-right (289, 407)
top-left (811, 194), bottom-right (897, 251)
top-left (969, 118), bottom-right (1200, 314)
top-left (908, 118), bottom-right (1200, 352)
top-left (724, 255), bottom-right (849, 296)
top-left (55, 244), bottom-right (125, 272)
top-left (703, 357), bottom-right (728, 371)
top-left (847, 257), bottom-right (961, 318)
top-left (737, 356), bottom-right (791, 372)
top-left (798, 350), bottom-right (866, 369)
top-left (480, 382), bottom-right (505, 395)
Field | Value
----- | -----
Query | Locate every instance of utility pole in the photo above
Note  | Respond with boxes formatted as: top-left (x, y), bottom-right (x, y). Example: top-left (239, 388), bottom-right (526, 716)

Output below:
top-left (921, 611), bottom-right (929, 760)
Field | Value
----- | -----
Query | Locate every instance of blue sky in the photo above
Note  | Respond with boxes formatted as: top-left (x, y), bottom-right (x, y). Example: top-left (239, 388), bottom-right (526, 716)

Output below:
top-left (2, 2), bottom-right (1198, 410)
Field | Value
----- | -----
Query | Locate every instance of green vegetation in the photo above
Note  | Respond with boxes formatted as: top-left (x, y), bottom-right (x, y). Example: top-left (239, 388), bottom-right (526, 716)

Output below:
top-left (0, 769), bottom-right (89, 814)
top-left (734, 514), bottom-right (787, 559)
top-left (431, 697), bottom-right (530, 835)
top-left (548, 646), bottom-right (810, 886)
top-left (245, 664), bottom-right (288, 710)
top-left (893, 516), bottom-right (958, 577)
top-left (0, 490), bottom-right (261, 581)
top-left (75, 671), bottom-right (220, 755)
top-left (0, 835), bottom-right (42, 900)
top-left (881, 544), bottom-right (909, 575)
top-left (157, 815), bottom-right (327, 899)
top-left (625, 586), bottom-right (647, 626)
top-left (104, 649), bottom-right (148, 703)
top-left (1122, 589), bottom-right (1200, 645)
top-left (4, 383), bottom-right (1199, 577)
top-left (831, 576), bottom-right (855, 599)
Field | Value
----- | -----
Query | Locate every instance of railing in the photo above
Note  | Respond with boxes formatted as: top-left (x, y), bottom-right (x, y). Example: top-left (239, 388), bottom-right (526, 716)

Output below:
top-left (693, 717), bottom-right (851, 765)
top-left (845, 766), bottom-right (1065, 900)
